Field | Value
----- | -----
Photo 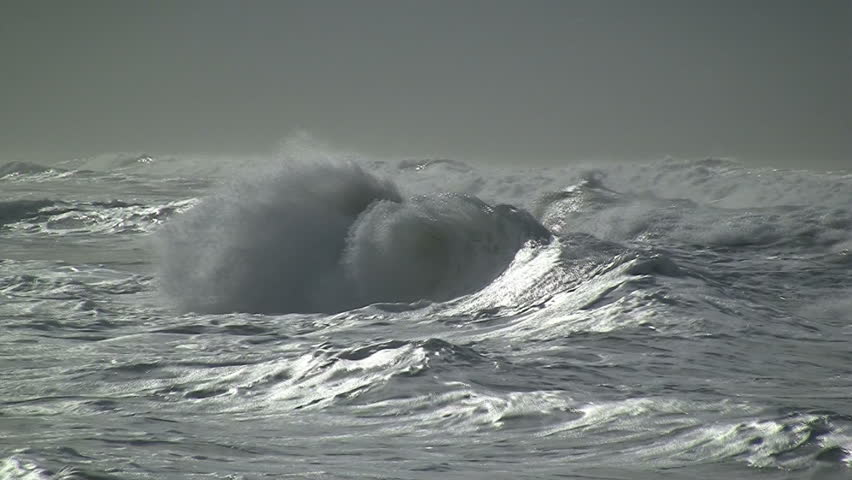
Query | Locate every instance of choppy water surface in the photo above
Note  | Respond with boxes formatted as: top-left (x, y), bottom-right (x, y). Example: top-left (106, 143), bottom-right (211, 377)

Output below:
top-left (1, 152), bottom-right (850, 479)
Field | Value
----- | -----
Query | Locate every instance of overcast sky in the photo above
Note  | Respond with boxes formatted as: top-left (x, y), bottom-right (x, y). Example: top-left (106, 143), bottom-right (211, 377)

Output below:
top-left (2, 0), bottom-right (850, 169)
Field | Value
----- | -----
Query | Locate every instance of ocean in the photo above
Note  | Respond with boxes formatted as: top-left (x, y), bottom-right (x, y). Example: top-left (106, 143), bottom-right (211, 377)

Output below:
top-left (1, 150), bottom-right (850, 479)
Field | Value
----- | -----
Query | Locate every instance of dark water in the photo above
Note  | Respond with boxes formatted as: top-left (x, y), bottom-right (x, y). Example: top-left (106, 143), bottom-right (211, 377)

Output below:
top-left (1, 152), bottom-right (850, 479)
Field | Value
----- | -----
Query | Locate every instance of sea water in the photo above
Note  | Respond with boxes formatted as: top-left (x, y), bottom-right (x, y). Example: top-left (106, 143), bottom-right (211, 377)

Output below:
top-left (1, 150), bottom-right (850, 479)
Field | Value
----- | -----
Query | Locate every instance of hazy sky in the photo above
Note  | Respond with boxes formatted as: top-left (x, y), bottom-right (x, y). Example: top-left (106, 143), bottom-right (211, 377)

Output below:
top-left (2, 0), bottom-right (850, 169)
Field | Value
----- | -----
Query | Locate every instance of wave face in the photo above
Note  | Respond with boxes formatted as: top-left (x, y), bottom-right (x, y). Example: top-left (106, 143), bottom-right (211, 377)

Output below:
top-left (345, 194), bottom-right (549, 305)
top-left (157, 161), bottom-right (548, 314)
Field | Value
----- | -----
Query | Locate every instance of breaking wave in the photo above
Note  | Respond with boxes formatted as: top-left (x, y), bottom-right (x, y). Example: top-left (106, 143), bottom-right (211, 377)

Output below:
top-left (157, 161), bottom-right (549, 314)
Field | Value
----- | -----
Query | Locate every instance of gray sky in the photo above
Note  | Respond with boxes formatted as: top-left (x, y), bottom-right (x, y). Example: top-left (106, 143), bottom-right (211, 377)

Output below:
top-left (2, 0), bottom-right (850, 169)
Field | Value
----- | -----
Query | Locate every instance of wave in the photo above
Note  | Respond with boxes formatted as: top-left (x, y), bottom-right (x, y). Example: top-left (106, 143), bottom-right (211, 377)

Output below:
top-left (0, 198), bottom-right (191, 235)
top-left (0, 199), bottom-right (61, 225)
top-left (533, 172), bottom-right (852, 250)
top-left (155, 153), bottom-right (850, 316)
top-left (156, 161), bottom-right (550, 314)
top-left (345, 194), bottom-right (549, 305)
top-left (0, 161), bottom-right (62, 177)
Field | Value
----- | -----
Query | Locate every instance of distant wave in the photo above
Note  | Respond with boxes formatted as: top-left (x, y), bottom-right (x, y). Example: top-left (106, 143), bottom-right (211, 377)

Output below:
top-left (157, 161), bottom-right (549, 314)
top-left (0, 161), bottom-right (60, 176)
top-left (0, 198), bottom-right (190, 234)
top-left (0, 199), bottom-right (65, 225)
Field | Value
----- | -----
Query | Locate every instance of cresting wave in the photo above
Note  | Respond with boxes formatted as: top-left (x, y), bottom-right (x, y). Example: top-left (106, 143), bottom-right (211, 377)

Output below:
top-left (157, 161), bottom-right (550, 314)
